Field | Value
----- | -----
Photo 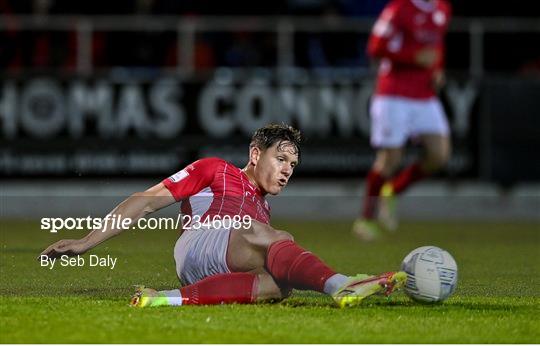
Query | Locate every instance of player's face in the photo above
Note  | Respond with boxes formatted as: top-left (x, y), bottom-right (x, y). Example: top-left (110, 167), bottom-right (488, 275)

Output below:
top-left (252, 141), bottom-right (298, 195)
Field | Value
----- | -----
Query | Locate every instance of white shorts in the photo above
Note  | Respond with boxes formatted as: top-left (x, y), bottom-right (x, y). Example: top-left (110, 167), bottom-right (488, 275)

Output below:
top-left (370, 95), bottom-right (449, 148)
top-left (173, 228), bottom-right (231, 285)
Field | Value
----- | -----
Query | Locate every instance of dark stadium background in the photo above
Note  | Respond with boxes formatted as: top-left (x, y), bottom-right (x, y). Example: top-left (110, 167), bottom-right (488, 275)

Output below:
top-left (1, 0), bottom-right (539, 220)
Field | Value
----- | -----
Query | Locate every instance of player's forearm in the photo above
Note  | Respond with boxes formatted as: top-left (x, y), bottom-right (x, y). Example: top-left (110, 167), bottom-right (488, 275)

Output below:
top-left (38, 183), bottom-right (175, 259)
top-left (79, 193), bottom-right (156, 250)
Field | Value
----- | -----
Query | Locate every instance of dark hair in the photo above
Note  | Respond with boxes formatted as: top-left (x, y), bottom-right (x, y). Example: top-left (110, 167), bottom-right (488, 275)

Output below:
top-left (250, 123), bottom-right (302, 160)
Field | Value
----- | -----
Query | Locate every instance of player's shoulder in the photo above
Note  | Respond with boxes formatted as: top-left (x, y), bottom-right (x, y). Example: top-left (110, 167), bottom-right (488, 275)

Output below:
top-left (437, 0), bottom-right (452, 15)
top-left (190, 157), bottom-right (227, 170)
top-left (191, 157), bottom-right (241, 172)
top-left (194, 157), bottom-right (226, 165)
top-left (382, 0), bottom-right (410, 19)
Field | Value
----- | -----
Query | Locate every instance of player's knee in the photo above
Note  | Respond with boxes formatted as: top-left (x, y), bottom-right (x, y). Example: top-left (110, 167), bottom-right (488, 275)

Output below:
top-left (259, 285), bottom-right (286, 302)
top-left (374, 151), bottom-right (402, 177)
top-left (273, 230), bottom-right (294, 242)
top-left (256, 273), bottom-right (291, 302)
top-left (254, 223), bottom-right (294, 247)
top-left (425, 148), bottom-right (450, 171)
top-left (376, 161), bottom-right (400, 177)
top-left (264, 228), bottom-right (294, 250)
top-left (385, 162), bottom-right (401, 176)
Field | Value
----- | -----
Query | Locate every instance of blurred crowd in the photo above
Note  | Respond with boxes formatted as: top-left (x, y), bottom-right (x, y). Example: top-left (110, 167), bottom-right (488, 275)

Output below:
top-left (0, 0), bottom-right (539, 74)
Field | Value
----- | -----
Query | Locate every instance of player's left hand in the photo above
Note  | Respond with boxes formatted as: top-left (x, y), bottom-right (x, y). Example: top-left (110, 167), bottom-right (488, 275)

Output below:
top-left (38, 239), bottom-right (88, 260)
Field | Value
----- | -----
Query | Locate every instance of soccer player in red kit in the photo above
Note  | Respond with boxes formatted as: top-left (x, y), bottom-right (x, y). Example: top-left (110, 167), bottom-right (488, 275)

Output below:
top-left (353, 0), bottom-right (452, 240)
top-left (40, 124), bottom-right (406, 308)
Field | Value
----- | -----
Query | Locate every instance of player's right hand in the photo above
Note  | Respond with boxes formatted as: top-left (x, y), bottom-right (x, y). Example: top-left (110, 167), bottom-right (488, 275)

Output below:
top-left (38, 239), bottom-right (88, 260)
top-left (432, 69), bottom-right (446, 91)
top-left (415, 48), bottom-right (439, 68)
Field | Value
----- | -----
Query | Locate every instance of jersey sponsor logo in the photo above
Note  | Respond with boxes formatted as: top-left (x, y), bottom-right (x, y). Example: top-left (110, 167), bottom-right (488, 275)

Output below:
top-left (433, 11), bottom-right (446, 26)
top-left (373, 19), bottom-right (394, 38)
top-left (169, 169), bottom-right (189, 183)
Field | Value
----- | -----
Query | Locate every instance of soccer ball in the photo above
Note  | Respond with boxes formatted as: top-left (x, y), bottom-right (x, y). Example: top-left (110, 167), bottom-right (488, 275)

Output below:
top-left (400, 246), bottom-right (458, 303)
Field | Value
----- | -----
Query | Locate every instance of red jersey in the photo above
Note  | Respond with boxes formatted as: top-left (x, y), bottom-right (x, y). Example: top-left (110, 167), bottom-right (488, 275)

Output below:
top-left (163, 157), bottom-right (270, 225)
top-left (367, 0), bottom-right (452, 99)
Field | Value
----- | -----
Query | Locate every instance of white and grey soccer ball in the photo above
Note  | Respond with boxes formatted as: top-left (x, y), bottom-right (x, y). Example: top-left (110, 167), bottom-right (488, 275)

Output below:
top-left (400, 246), bottom-right (458, 303)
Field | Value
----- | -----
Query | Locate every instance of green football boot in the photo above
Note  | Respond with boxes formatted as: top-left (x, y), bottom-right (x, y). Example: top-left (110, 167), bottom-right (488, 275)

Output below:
top-left (333, 271), bottom-right (407, 308)
top-left (130, 285), bottom-right (170, 307)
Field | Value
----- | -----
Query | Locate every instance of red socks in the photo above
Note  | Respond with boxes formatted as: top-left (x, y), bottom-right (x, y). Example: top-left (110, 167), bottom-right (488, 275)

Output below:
top-left (265, 240), bottom-right (336, 293)
top-left (177, 240), bottom-right (338, 305)
top-left (178, 240), bottom-right (337, 304)
top-left (391, 162), bottom-right (426, 194)
top-left (180, 272), bottom-right (258, 305)
top-left (362, 163), bottom-right (428, 219)
top-left (362, 169), bottom-right (386, 219)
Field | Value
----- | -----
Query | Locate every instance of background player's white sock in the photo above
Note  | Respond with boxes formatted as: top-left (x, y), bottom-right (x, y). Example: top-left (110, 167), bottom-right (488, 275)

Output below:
top-left (323, 274), bottom-right (349, 295)
top-left (159, 289), bottom-right (183, 306)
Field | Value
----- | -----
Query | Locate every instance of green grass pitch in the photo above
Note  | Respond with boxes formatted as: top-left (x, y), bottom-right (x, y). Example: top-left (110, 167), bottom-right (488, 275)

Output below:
top-left (1, 219), bottom-right (539, 343)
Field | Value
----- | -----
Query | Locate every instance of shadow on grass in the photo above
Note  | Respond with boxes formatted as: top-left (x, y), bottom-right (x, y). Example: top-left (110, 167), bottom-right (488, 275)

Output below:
top-left (275, 294), bottom-right (536, 311)
top-left (0, 287), bottom-right (131, 299)
top-left (444, 300), bottom-right (532, 312)
top-left (1, 247), bottom-right (44, 254)
top-left (278, 294), bottom-right (412, 308)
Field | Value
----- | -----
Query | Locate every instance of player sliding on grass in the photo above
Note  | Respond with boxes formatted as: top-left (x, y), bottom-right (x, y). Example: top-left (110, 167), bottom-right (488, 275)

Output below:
top-left (40, 124), bottom-right (406, 308)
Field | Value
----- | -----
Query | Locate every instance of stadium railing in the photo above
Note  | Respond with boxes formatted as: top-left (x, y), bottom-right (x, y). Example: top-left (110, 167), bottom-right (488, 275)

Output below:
top-left (1, 15), bottom-right (539, 76)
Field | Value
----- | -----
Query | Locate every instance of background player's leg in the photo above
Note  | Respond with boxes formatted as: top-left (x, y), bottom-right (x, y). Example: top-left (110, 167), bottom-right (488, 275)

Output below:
top-left (389, 97), bottom-right (451, 195)
top-left (377, 134), bottom-right (450, 231)
top-left (353, 148), bottom-right (402, 240)
top-left (362, 148), bottom-right (402, 219)
top-left (420, 134), bottom-right (451, 173)
top-left (390, 134), bottom-right (450, 194)
top-left (361, 95), bottom-right (407, 221)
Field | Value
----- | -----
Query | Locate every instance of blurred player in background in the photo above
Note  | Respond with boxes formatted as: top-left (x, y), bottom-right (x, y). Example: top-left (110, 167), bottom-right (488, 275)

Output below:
top-left (41, 124), bottom-right (406, 308)
top-left (353, 0), bottom-right (452, 240)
